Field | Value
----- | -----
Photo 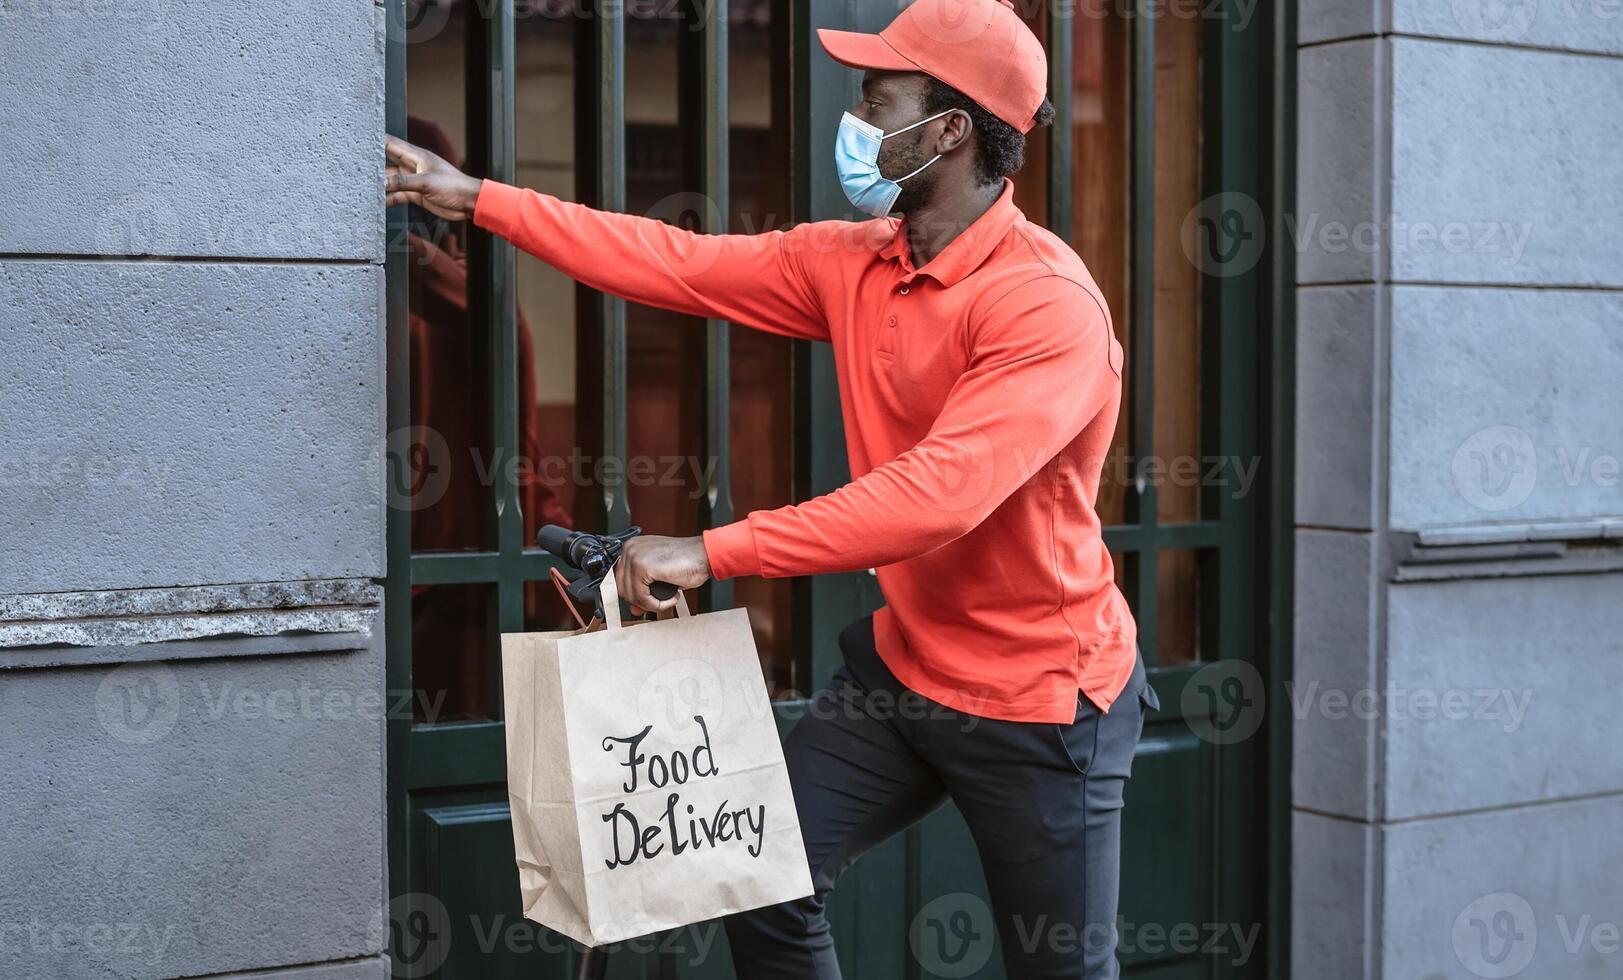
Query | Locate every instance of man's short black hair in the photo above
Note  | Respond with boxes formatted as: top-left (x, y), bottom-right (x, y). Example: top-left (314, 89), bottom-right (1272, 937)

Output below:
top-left (921, 77), bottom-right (1056, 186)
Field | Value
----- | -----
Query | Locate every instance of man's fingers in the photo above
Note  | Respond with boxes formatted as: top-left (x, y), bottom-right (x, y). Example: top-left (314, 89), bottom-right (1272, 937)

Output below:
top-left (386, 171), bottom-right (431, 193)
top-left (636, 579), bottom-right (679, 613)
top-left (386, 190), bottom-right (424, 208)
top-left (384, 135), bottom-right (424, 170)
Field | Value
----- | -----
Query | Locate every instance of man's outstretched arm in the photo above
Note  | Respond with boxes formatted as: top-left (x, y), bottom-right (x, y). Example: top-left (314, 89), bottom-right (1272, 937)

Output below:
top-left (385, 136), bottom-right (829, 341)
top-left (615, 281), bottom-right (1121, 610)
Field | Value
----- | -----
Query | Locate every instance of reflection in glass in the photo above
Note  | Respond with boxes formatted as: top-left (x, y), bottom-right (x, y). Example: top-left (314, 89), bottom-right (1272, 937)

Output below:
top-left (1157, 549), bottom-right (1207, 665)
top-left (1066, 8), bottom-right (1132, 527)
top-left (726, 5), bottom-right (797, 697)
top-left (411, 583), bottom-right (497, 723)
top-left (1152, 14), bottom-right (1204, 525)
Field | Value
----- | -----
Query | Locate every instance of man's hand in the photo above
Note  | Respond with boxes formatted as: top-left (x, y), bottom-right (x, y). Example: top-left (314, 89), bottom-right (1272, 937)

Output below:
top-left (615, 535), bottom-right (712, 614)
top-left (385, 135), bottom-right (483, 220)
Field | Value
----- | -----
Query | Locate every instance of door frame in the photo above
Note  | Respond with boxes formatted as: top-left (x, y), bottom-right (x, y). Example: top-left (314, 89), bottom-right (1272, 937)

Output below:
top-left (381, 0), bottom-right (1298, 975)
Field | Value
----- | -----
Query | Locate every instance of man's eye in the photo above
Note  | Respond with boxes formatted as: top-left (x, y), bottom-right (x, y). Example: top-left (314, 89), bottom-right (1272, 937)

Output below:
top-left (866, 100), bottom-right (881, 109)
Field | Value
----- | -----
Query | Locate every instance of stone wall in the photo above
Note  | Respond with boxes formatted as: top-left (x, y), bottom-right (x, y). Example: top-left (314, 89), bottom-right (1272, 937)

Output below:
top-left (1293, 2), bottom-right (1623, 978)
top-left (0, 3), bottom-right (389, 977)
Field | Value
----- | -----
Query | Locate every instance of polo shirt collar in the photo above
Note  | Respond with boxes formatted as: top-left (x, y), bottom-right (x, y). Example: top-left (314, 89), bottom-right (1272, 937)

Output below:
top-left (879, 179), bottom-right (1021, 287)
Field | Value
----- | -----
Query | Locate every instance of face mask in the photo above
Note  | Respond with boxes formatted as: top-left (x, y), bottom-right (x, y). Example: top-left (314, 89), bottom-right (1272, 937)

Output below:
top-left (835, 109), bottom-right (953, 217)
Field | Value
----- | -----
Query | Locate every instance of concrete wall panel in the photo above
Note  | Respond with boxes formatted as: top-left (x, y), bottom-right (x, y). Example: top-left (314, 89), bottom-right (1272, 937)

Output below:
top-left (1386, 573), bottom-right (1623, 819)
top-left (1382, 795), bottom-right (1623, 980)
top-left (1388, 286), bottom-right (1623, 528)
top-left (1296, 285), bottom-right (1384, 529)
top-left (1293, 529), bottom-right (1381, 820)
top-left (0, 640), bottom-right (385, 979)
top-left (1297, 40), bottom-right (1386, 285)
top-left (1299, 0), bottom-right (1383, 46)
top-left (1394, 0), bottom-right (1623, 56)
top-left (0, 261), bottom-right (385, 594)
top-left (1389, 40), bottom-right (1623, 286)
top-left (1292, 810), bottom-right (1376, 980)
top-left (0, 3), bottom-right (384, 259)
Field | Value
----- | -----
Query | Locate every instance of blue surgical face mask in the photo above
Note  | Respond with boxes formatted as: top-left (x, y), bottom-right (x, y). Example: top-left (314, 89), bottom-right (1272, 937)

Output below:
top-left (835, 109), bottom-right (953, 217)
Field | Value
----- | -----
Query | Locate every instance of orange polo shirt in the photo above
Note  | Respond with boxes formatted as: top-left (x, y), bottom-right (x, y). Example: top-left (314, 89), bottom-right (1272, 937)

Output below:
top-left (475, 178), bottom-right (1137, 723)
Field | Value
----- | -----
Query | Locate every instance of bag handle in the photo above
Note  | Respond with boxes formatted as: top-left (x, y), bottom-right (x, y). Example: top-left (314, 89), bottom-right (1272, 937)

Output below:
top-left (598, 563), bottom-right (691, 632)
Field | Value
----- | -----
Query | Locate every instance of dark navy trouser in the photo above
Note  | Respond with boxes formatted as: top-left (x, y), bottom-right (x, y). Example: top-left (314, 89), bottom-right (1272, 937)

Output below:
top-left (725, 616), bottom-right (1157, 980)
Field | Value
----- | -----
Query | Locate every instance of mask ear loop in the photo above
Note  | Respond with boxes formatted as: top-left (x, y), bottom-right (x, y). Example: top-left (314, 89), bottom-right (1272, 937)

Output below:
top-left (881, 108), bottom-right (955, 140)
top-left (880, 108), bottom-right (954, 183)
top-left (894, 154), bottom-right (942, 183)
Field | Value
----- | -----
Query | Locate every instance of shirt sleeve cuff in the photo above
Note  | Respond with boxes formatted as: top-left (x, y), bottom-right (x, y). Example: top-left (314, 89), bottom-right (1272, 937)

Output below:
top-left (702, 520), bottom-right (762, 581)
top-left (472, 179), bottom-right (523, 238)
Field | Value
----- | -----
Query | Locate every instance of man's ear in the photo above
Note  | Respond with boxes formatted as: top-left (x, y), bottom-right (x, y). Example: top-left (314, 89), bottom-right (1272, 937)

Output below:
top-left (936, 109), bottom-right (974, 154)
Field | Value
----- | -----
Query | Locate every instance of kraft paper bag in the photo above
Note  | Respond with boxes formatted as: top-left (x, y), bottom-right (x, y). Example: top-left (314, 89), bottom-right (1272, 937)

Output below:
top-left (500, 572), bottom-right (813, 947)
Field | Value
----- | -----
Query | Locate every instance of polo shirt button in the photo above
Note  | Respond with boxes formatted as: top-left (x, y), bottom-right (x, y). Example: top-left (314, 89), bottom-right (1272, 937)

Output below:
top-left (887, 316), bottom-right (897, 326)
top-left (899, 286), bottom-right (910, 295)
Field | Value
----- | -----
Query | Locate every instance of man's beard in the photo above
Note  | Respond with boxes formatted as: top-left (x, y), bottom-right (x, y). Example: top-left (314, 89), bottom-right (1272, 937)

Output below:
top-left (878, 130), bottom-right (939, 216)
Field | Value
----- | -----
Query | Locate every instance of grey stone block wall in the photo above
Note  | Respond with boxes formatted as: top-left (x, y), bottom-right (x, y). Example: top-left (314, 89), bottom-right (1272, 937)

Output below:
top-left (0, 2), bottom-right (389, 978)
top-left (0, 262), bottom-right (384, 595)
top-left (1294, 3), bottom-right (1623, 978)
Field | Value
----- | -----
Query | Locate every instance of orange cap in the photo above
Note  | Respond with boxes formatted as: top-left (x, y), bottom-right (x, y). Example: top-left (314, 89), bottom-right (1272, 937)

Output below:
top-left (816, 0), bottom-right (1048, 133)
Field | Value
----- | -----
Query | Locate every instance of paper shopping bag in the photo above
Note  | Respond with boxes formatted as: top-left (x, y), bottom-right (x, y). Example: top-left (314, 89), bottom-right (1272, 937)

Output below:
top-left (500, 573), bottom-right (812, 947)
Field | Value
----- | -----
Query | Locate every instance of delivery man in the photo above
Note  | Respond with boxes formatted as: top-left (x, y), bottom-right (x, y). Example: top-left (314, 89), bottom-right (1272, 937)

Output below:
top-left (387, 0), bottom-right (1155, 975)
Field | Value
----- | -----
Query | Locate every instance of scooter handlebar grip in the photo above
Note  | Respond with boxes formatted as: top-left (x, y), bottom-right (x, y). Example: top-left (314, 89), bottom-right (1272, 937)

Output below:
top-left (536, 524), bottom-right (576, 557)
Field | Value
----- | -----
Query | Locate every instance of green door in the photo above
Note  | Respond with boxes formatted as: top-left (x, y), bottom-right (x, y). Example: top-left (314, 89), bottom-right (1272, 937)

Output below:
top-left (384, 2), bottom-right (1283, 977)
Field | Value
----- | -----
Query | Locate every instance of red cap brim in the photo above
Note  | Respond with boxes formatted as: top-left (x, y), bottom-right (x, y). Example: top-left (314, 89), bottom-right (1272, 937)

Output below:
top-left (815, 28), bottom-right (922, 72)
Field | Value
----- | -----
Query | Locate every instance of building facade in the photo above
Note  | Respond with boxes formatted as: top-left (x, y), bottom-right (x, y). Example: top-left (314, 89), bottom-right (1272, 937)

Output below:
top-left (0, 0), bottom-right (1615, 978)
top-left (1292, 2), bottom-right (1623, 979)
